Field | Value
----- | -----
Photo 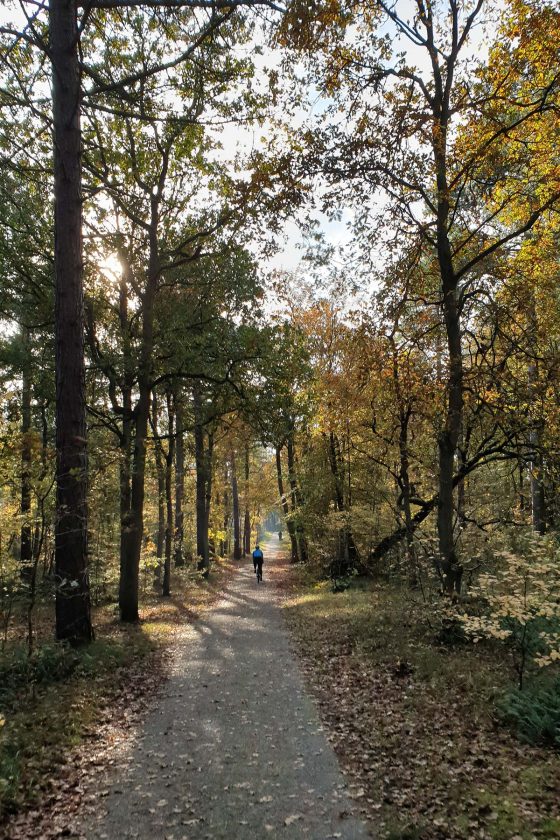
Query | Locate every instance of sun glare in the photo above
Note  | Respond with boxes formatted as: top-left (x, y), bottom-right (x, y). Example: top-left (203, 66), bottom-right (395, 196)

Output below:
top-left (99, 253), bottom-right (123, 282)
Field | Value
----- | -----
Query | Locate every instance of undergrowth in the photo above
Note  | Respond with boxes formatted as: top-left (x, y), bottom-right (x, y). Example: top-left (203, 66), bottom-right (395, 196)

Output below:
top-left (498, 677), bottom-right (560, 749)
top-left (0, 555), bottom-right (235, 824)
top-left (0, 630), bottom-right (154, 821)
top-left (283, 568), bottom-right (560, 840)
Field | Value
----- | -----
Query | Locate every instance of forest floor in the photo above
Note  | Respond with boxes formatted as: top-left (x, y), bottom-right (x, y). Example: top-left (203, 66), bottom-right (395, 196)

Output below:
top-left (4, 545), bottom-right (559, 840)
top-left (2, 542), bottom-right (371, 839)
top-left (281, 564), bottom-right (560, 840)
top-left (0, 558), bottom-right (238, 838)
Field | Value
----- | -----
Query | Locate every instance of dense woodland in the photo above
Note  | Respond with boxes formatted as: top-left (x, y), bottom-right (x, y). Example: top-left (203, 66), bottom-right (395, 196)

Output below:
top-left (1, 0), bottom-right (560, 830)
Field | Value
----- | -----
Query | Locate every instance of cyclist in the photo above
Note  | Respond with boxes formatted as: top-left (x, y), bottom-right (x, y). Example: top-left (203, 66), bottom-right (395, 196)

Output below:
top-left (252, 544), bottom-right (264, 582)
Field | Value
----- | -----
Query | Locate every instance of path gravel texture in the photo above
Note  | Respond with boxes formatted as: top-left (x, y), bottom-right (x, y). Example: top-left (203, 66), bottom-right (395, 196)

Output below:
top-left (81, 544), bottom-right (371, 839)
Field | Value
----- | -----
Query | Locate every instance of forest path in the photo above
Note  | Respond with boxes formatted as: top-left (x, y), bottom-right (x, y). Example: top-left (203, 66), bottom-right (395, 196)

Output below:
top-left (80, 538), bottom-right (371, 840)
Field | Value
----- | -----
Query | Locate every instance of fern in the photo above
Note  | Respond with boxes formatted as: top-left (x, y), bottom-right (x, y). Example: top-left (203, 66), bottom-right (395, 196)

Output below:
top-left (498, 678), bottom-right (560, 749)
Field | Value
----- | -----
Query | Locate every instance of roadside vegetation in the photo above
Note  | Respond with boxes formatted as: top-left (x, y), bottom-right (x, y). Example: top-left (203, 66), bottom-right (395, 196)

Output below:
top-left (283, 565), bottom-right (560, 840)
top-left (0, 559), bottom-right (235, 825)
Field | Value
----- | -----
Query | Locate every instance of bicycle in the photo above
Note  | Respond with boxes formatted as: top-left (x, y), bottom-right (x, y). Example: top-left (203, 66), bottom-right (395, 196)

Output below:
top-left (255, 563), bottom-right (263, 583)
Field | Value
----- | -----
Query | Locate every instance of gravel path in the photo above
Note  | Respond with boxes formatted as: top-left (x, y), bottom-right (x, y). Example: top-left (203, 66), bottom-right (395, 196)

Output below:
top-left (82, 544), bottom-right (371, 839)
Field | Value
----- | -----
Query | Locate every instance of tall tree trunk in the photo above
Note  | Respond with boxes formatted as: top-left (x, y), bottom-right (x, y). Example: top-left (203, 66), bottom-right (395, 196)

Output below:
top-left (20, 328), bottom-right (32, 578)
top-left (162, 391), bottom-right (174, 596)
top-left (115, 248), bottom-right (136, 593)
top-left (276, 446), bottom-right (298, 561)
top-left (287, 432), bottom-right (308, 563)
top-left (327, 430), bottom-right (359, 573)
top-left (152, 392), bottom-right (165, 584)
top-left (389, 340), bottom-right (416, 576)
top-left (328, 431), bottom-right (345, 512)
top-left (174, 395), bottom-right (185, 566)
top-left (244, 510), bottom-right (251, 556)
top-left (231, 452), bottom-right (242, 560)
top-left (222, 463), bottom-right (230, 557)
top-left (397, 408), bottom-right (417, 581)
top-left (119, 219), bottom-right (158, 620)
top-left (434, 108), bottom-right (464, 596)
top-left (119, 411), bottom-right (135, 585)
top-left (243, 446), bottom-right (250, 555)
top-left (205, 432), bottom-right (214, 558)
top-left (193, 385), bottom-right (209, 571)
top-left (50, 0), bottom-right (92, 643)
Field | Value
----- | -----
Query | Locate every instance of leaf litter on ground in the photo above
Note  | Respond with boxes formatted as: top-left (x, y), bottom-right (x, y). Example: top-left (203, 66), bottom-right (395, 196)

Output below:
top-left (278, 563), bottom-right (560, 840)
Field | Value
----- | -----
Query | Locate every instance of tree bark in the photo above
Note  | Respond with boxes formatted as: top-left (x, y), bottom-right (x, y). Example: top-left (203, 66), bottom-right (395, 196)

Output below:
top-left (50, 0), bottom-right (92, 643)
top-left (397, 407), bottom-right (417, 578)
top-left (243, 509), bottom-right (251, 556)
top-left (327, 431), bottom-right (358, 574)
top-left (162, 391), bottom-right (174, 596)
top-left (433, 99), bottom-right (464, 596)
top-left (152, 392), bottom-right (165, 584)
top-left (193, 385), bottom-right (209, 571)
top-left (20, 328), bottom-right (32, 578)
top-left (174, 395), bottom-right (185, 566)
top-left (221, 463), bottom-right (230, 557)
top-left (276, 446), bottom-right (298, 561)
top-left (119, 210), bottom-right (158, 620)
top-left (243, 446), bottom-right (250, 555)
top-left (205, 432), bottom-right (214, 557)
top-left (287, 432), bottom-right (308, 563)
top-left (231, 451), bottom-right (242, 560)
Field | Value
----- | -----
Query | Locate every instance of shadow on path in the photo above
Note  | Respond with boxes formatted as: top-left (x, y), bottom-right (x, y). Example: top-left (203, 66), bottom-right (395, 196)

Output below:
top-left (80, 538), bottom-right (372, 839)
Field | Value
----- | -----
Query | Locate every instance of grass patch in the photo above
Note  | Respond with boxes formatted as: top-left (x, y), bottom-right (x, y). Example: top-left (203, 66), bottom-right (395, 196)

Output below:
top-left (282, 568), bottom-right (560, 840)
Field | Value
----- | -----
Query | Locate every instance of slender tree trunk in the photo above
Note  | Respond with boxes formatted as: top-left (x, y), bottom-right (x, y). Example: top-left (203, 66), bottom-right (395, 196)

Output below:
top-left (243, 446), bottom-right (250, 555)
top-left (328, 432), bottom-right (345, 512)
top-left (456, 434), bottom-right (467, 532)
top-left (243, 510), bottom-right (251, 555)
top-left (162, 391), bottom-right (174, 596)
top-left (155, 467), bottom-right (165, 564)
top-left (433, 108), bottom-right (464, 596)
top-left (120, 412), bottom-right (134, 584)
top-left (327, 430), bottom-right (359, 573)
top-left (397, 408), bottom-right (418, 583)
top-left (205, 432), bottom-right (214, 558)
top-left (193, 386), bottom-right (209, 571)
top-left (276, 446), bottom-right (298, 561)
top-left (115, 249), bottom-right (136, 592)
top-left (50, 0), bottom-right (92, 643)
top-left (174, 396), bottom-right (185, 566)
top-left (287, 432), bottom-right (308, 563)
top-left (152, 392), bottom-right (165, 584)
top-left (119, 220), bottom-right (158, 620)
top-left (222, 464), bottom-right (230, 557)
top-left (231, 452), bottom-right (242, 560)
top-left (518, 444), bottom-right (526, 513)
top-left (437, 289), bottom-right (463, 594)
top-left (20, 329), bottom-right (32, 578)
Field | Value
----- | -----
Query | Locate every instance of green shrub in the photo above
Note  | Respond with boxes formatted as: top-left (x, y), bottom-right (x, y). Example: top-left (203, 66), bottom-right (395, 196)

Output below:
top-left (498, 678), bottom-right (560, 749)
top-left (0, 643), bottom-right (80, 704)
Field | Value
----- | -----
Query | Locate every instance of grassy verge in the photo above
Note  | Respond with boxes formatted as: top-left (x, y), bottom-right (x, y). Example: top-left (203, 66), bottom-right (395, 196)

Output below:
top-left (0, 557), bottom-right (236, 828)
top-left (281, 568), bottom-right (560, 840)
